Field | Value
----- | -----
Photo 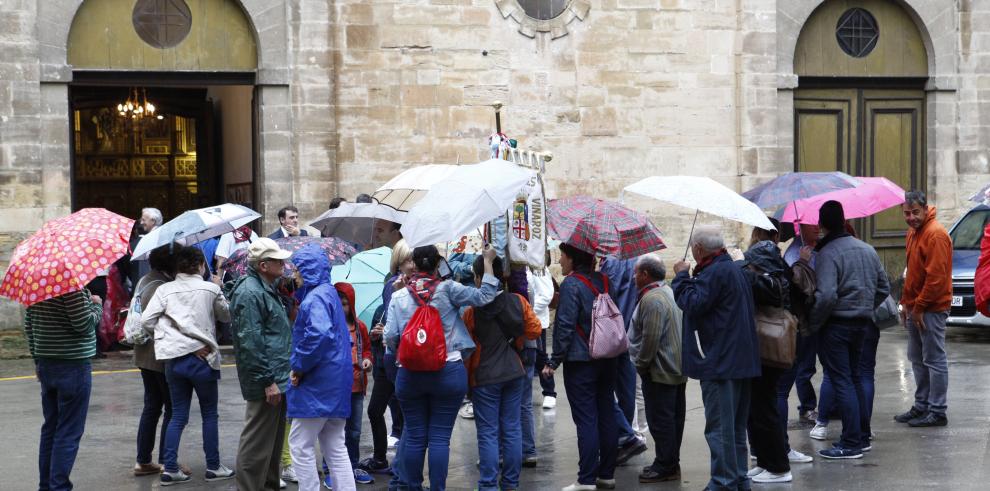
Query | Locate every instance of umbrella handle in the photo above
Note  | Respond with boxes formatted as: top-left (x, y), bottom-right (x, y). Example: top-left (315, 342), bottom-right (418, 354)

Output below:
top-left (684, 210), bottom-right (699, 261)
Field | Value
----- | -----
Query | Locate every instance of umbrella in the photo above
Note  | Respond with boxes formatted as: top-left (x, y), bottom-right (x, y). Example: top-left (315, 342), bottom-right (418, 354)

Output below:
top-left (309, 202), bottom-right (406, 246)
top-left (779, 177), bottom-right (906, 224)
top-left (0, 208), bottom-right (134, 306)
top-left (742, 171), bottom-right (860, 209)
top-left (331, 246), bottom-right (392, 328)
top-left (623, 176), bottom-right (775, 258)
top-left (132, 203), bottom-right (260, 260)
top-left (546, 196), bottom-right (666, 259)
top-left (221, 236), bottom-right (357, 279)
top-left (372, 164), bottom-right (460, 212)
top-left (401, 159), bottom-right (536, 248)
top-left (969, 182), bottom-right (990, 206)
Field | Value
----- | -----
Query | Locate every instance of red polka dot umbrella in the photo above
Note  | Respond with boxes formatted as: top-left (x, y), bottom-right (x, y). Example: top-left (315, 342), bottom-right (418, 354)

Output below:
top-left (0, 208), bottom-right (134, 306)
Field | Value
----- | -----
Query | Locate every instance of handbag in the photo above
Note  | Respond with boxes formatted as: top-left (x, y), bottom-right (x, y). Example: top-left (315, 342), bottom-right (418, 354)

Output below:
top-left (873, 294), bottom-right (900, 330)
top-left (122, 279), bottom-right (164, 346)
top-left (754, 278), bottom-right (798, 368)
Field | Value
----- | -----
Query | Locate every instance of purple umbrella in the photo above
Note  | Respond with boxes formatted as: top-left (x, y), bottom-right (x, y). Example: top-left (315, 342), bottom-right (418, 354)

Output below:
top-left (743, 172), bottom-right (861, 209)
top-left (223, 236), bottom-right (357, 279)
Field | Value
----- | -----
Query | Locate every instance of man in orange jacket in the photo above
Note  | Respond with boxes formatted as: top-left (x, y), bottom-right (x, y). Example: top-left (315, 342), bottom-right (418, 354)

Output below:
top-left (896, 190), bottom-right (952, 427)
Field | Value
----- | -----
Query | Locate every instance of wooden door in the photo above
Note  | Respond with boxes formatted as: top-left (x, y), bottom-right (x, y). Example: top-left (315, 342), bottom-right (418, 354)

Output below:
top-left (795, 88), bottom-right (925, 292)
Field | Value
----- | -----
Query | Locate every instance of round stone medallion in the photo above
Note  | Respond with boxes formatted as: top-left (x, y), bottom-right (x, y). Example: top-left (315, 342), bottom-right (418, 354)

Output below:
top-left (132, 0), bottom-right (193, 49)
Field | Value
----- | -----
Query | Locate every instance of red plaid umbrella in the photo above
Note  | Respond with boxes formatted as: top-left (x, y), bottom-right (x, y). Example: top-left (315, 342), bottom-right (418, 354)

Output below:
top-left (547, 196), bottom-right (666, 259)
top-left (0, 208), bottom-right (134, 306)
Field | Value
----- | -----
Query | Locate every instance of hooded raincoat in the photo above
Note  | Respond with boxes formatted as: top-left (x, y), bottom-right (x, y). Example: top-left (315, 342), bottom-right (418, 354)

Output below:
top-left (286, 244), bottom-right (354, 419)
top-left (334, 282), bottom-right (373, 395)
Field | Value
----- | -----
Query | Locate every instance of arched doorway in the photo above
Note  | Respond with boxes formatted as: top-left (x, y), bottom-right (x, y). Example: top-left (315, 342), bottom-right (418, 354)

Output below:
top-left (793, 0), bottom-right (929, 283)
top-left (65, 0), bottom-right (259, 221)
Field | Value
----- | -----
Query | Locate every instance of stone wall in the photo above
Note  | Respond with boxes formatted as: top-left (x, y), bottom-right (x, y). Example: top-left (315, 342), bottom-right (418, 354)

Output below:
top-left (330, 0), bottom-right (785, 252)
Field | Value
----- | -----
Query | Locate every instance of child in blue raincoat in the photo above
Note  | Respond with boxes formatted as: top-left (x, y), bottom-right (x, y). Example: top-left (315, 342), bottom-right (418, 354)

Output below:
top-left (285, 244), bottom-right (356, 491)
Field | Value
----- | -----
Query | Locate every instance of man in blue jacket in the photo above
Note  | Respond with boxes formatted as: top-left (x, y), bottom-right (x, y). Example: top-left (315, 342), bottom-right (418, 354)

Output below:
top-left (673, 225), bottom-right (760, 491)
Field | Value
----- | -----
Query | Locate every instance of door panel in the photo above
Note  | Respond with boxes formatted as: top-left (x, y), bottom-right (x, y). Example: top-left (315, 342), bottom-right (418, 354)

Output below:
top-left (794, 89), bottom-right (857, 174)
top-left (794, 88), bottom-right (925, 295)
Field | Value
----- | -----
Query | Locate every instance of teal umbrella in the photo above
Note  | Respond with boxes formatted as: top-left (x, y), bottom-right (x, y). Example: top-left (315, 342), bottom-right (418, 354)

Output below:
top-left (331, 246), bottom-right (392, 328)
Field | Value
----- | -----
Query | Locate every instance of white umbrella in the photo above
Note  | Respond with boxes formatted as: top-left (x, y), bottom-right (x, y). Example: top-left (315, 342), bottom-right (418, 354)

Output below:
top-left (623, 176), bottom-right (775, 257)
top-left (131, 203), bottom-right (260, 260)
top-left (309, 202), bottom-right (406, 246)
top-left (401, 159), bottom-right (536, 248)
top-left (372, 164), bottom-right (460, 212)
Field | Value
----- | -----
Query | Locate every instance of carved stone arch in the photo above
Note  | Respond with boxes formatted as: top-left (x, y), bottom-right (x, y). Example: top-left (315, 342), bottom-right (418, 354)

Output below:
top-left (777, 0), bottom-right (956, 89)
top-left (38, 0), bottom-right (289, 84)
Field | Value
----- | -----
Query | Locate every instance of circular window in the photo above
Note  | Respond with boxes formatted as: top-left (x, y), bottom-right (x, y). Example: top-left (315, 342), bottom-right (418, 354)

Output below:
top-left (132, 0), bottom-right (193, 49)
top-left (835, 8), bottom-right (879, 58)
top-left (519, 0), bottom-right (569, 21)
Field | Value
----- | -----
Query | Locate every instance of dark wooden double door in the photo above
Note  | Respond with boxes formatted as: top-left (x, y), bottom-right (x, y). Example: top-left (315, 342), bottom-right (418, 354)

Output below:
top-left (70, 87), bottom-right (218, 222)
top-left (795, 88), bottom-right (925, 289)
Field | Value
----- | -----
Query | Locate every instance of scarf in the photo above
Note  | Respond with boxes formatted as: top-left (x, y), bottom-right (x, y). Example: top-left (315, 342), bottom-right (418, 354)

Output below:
top-left (692, 249), bottom-right (727, 277)
top-left (407, 272), bottom-right (442, 303)
top-left (233, 225), bottom-right (253, 243)
top-left (637, 281), bottom-right (662, 301)
top-left (814, 231), bottom-right (850, 252)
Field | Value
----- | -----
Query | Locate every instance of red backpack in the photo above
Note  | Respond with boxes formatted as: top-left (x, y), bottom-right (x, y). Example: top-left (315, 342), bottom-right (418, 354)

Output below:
top-left (398, 283), bottom-right (447, 372)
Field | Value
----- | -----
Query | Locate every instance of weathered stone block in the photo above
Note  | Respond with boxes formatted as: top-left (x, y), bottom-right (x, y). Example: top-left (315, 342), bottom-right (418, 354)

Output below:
top-left (580, 107), bottom-right (618, 137)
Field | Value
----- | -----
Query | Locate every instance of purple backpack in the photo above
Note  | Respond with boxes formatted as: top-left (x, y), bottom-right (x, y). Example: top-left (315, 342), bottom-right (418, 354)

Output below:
top-left (572, 274), bottom-right (628, 359)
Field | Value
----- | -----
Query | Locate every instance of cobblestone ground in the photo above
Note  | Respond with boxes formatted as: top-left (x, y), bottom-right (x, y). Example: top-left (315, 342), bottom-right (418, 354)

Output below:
top-left (2, 327), bottom-right (990, 490)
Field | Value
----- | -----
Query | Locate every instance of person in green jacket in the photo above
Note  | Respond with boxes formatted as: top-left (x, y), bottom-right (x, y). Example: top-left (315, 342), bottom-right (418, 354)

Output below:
top-left (228, 238), bottom-right (293, 491)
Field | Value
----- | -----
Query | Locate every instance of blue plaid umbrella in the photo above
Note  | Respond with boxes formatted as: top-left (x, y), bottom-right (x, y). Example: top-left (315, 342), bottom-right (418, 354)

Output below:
top-left (742, 172), bottom-right (860, 209)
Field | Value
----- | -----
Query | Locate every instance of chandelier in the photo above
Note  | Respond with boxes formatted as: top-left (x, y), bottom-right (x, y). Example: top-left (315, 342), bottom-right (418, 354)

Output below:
top-left (116, 88), bottom-right (162, 120)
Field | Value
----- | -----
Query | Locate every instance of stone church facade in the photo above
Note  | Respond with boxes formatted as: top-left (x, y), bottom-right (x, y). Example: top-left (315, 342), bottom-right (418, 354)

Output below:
top-left (0, 0), bottom-right (985, 327)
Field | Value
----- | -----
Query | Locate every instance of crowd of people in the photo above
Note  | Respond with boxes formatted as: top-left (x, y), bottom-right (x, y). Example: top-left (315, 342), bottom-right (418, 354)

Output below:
top-left (21, 189), bottom-right (954, 491)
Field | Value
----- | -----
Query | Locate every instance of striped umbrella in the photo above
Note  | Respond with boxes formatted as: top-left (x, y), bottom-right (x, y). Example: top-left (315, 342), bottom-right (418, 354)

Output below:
top-left (546, 196), bottom-right (666, 259)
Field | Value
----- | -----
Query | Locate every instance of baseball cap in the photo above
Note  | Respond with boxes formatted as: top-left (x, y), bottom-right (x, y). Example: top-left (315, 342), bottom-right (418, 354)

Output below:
top-left (248, 237), bottom-right (292, 261)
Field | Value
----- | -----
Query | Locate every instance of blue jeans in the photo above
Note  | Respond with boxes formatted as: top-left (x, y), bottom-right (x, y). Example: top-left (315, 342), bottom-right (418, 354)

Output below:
top-left (817, 323), bottom-right (868, 450)
top-left (614, 354), bottom-right (637, 424)
top-left (700, 379), bottom-right (751, 491)
top-left (473, 376), bottom-right (524, 491)
top-left (563, 358), bottom-right (619, 485)
top-left (817, 323), bottom-right (879, 436)
top-left (520, 348), bottom-right (537, 458)
top-left (907, 311), bottom-right (949, 416)
top-left (393, 361), bottom-right (468, 491)
top-left (136, 368), bottom-right (171, 465)
top-left (345, 392), bottom-right (364, 466)
top-left (37, 360), bottom-right (92, 491)
top-left (163, 354), bottom-right (221, 473)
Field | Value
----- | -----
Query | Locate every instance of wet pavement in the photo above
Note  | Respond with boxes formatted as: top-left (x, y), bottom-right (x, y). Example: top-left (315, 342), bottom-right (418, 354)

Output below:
top-left (3, 326), bottom-right (990, 490)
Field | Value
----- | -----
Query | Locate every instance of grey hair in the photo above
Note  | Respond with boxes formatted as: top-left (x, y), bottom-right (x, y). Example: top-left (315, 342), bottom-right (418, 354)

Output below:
top-left (142, 207), bottom-right (164, 226)
top-left (904, 189), bottom-right (927, 207)
top-left (635, 253), bottom-right (666, 281)
top-left (690, 224), bottom-right (725, 253)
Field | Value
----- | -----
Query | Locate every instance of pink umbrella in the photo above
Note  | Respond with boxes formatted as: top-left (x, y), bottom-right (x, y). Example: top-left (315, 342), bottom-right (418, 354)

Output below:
top-left (780, 177), bottom-right (906, 224)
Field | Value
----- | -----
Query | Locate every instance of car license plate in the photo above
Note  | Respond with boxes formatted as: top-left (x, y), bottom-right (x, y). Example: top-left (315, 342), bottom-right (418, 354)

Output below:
top-left (951, 296), bottom-right (963, 307)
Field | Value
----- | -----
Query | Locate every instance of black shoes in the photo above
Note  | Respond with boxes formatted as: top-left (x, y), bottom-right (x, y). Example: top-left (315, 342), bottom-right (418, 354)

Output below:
top-left (615, 438), bottom-right (648, 466)
top-left (894, 407), bottom-right (925, 423)
top-left (639, 465), bottom-right (680, 483)
top-left (908, 412), bottom-right (948, 427)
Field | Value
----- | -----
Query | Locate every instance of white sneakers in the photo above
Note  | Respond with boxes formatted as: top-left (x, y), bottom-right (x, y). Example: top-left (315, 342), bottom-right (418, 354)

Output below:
top-left (387, 435), bottom-right (399, 449)
top-left (747, 466), bottom-right (765, 478)
top-left (543, 396), bottom-right (557, 409)
top-left (281, 465), bottom-right (298, 483)
top-left (788, 448), bottom-right (814, 463)
top-left (561, 483), bottom-right (596, 491)
top-left (752, 470), bottom-right (793, 484)
top-left (809, 422), bottom-right (829, 440)
top-left (459, 401), bottom-right (475, 419)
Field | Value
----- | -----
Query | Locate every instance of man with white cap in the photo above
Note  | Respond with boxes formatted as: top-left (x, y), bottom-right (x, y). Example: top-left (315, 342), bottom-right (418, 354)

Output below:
top-left (228, 238), bottom-right (294, 491)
